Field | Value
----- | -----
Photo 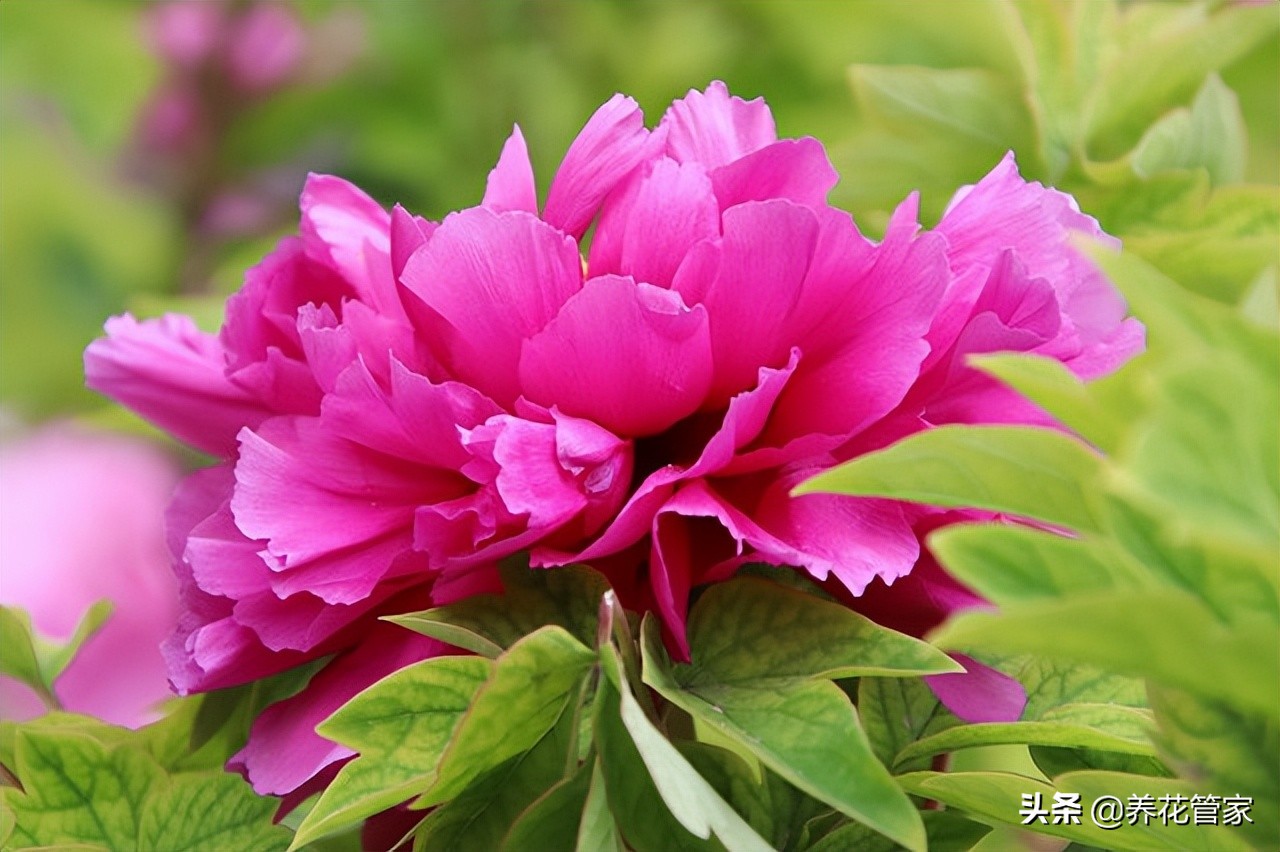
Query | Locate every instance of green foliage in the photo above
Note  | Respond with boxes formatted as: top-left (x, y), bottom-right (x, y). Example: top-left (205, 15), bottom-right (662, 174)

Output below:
top-left (0, 719), bottom-right (288, 851)
top-left (805, 250), bottom-right (1280, 847)
top-left (0, 602), bottom-right (111, 711)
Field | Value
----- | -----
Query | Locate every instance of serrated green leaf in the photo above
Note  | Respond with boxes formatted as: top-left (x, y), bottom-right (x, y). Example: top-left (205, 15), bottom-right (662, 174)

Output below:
top-left (796, 425), bottom-right (1104, 534)
top-left (416, 696), bottom-right (577, 851)
top-left (1, 727), bottom-right (287, 851)
top-left (417, 626), bottom-right (596, 807)
top-left (386, 562), bottom-right (611, 658)
top-left (642, 619), bottom-right (925, 852)
top-left (498, 759), bottom-right (593, 852)
top-left (927, 523), bottom-right (1149, 605)
top-left (600, 643), bottom-right (772, 852)
top-left (292, 656), bottom-right (492, 848)
top-left (932, 591), bottom-right (1280, 717)
top-left (680, 577), bottom-right (959, 686)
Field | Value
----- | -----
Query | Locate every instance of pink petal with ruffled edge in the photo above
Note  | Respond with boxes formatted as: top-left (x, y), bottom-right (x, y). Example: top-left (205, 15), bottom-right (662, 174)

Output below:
top-left (85, 314), bottom-right (271, 457)
top-left (616, 158), bottom-right (721, 289)
top-left (483, 125), bottom-right (538, 215)
top-left (662, 81), bottom-right (777, 170)
top-left (520, 275), bottom-right (714, 437)
top-left (710, 138), bottom-right (838, 211)
top-left (400, 207), bottom-right (582, 406)
top-left (299, 174), bottom-right (393, 298)
top-left (543, 94), bottom-right (660, 238)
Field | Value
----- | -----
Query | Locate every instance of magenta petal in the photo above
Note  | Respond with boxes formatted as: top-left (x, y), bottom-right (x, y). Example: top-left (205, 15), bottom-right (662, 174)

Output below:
top-left (710, 138), bottom-right (838, 211)
top-left (616, 157), bottom-right (721, 289)
top-left (299, 173), bottom-right (392, 288)
top-left (693, 200), bottom-right (819, 405)
top-left (662, 81), bottom-right (777, 170)
top-left (544, 93), bottom-right (657, 238)
top-left (85, 314), bottom-right (271, 457)
top-left (520, 275), bottom-right (714, 437)
top-left (233, 630), bottom-right (448, 795)
top-left (925, 654), bottom-right (1027, 724)
top-left (390, 204), bottom-right (437, 281)
top-left (400, 207), bottom-right (583, 406)
top-left (483, 125), bottom-right (538, 215)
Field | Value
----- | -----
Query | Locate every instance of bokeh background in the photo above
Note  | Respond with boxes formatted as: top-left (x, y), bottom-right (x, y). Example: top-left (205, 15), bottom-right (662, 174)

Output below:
top-left (1, 0), bottom-right (1277, 723)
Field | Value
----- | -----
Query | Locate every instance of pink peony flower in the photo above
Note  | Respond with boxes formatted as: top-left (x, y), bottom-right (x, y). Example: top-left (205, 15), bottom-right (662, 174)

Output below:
top-left (0, 426), bottom-right (181, 728)
top-left (85, 82), bottom-right (1140, 794)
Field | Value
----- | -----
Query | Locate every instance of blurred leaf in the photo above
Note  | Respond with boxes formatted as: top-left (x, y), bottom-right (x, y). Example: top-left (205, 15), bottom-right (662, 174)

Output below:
top-left (1, 727), bottom-right (287, 851)
top-left (797, 425), bottom-right (1104, 533)
top-left (386, 561), bottom-right (610, 658)
top-left (0, 602), bottom-right (111, 710)
top-left (933, 591), bottom-right (1280, 717)
top-left (1130, 74), bottom-right (1246, 184)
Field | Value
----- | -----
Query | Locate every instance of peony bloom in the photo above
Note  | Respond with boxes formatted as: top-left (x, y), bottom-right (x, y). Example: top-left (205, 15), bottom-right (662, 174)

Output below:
top-left (0, 426), bottom-right (181, 728)
top-left (86, 82), bottom-right (1140, 793)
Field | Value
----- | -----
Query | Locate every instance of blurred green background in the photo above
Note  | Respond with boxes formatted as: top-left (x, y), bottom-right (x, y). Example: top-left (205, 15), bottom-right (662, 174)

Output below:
top-left (1, 0), bottom-right (1276, 428)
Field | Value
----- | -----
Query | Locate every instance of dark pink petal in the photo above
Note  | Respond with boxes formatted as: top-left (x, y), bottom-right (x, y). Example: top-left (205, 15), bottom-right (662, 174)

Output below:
top-left (662, 81), bottom-right (777, 170)
top-left (482, 125), bottom-right (538, 215)
top-left (400, 208), bottom-right (582, 405)
top-left (749, 466), bottom-right (919, 596)
top-left (232, 629), bottom-right (448, 795)
top-left (690, 200), bottom-right (819, 405)
top-left (85, 314), bottom-right (271, 457)
top-left (925, 654), bottom-right (1027, 723)
top-left (519, 275), bottom-right (714, 437)
top-left (544, 94), bottom-right (658, 238)
top-left (616, 158), bottom-right (721, 289)
top-left (299, 173), bottom-right (392, 291)
top-left (709, 138), bottom-right (838, 211)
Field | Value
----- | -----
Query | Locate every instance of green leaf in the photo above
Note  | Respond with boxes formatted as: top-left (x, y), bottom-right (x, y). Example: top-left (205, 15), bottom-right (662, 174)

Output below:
top-left (642, 618), bottom-right (925, 852)
top-left (927, 523), bottom-right (1150, 605)
top-left (857, 677), bottom-right (962, 774)
top-left (386, 561), bottom-right (611, 657)
top-left (898, 770), bottom-right (1251, 851)
top-left (600, 644), bottom-right (773, 852)
top-left (292, 656), bottom-right (492, 848)
top-left (1148, 685), bottom-right (1280, 845)
top-left (681, 577), bottom-right (959, 685)
top-left (1, 727), bottom-right (288, 851)
top-left (932, 591), bottom-right (1280, 717)
top-left (417, 626), bottom-right (596, 806)
top-left (497, 760), bottom-right (593, 852)
top-left (415, 696), bottom-right (578, 851)
top-left (0, 602), bottom-right (112, 709)
top-left (805, 810), bottom-right (991, 852)
top-left (796, 425), bottom-right (1104, 534)
top-left (1130, 74), bottom-right (1247, 184)
top-left (1029, 745), bottom-right (1171, 781)
top-left (577, 759), bottom-right (627, 852)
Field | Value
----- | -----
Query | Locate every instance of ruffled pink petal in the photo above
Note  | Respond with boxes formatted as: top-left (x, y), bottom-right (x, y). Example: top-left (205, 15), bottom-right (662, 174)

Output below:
top-left (709, 138), bottom-right (838, 211)
top-left (1060, 317), bottom-right (1145, 381)
top-left (689, 200), bottom-right (820, 405)
top-left (85, 314), bottom-right (271, 457)
top-left (400, 207), bottom-right (583, 406)
top-left (543, 94), bottom-right (659, 238)
top-left (925, 654), bottom-right (1027, 724)
top-left (299, 173), bottom-right (392, 295)
top-left (519, 275), bottom-right (714, 437)
top-left (231, 417), bottom-right (461, 570)
top-left (232, 628), bottom-right (448, 795)
top-left (389, 204), bottom-right (437, 281)
top-left (662, 81), bottom-right (777, 170)
top-left (482, 125), bottom-right (538, 215)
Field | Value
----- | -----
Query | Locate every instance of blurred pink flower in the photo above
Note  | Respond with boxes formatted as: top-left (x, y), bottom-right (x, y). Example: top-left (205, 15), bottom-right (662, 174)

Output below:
top-left (86, 82), bottom-right (1140, 793)
top-left (0, 426), bottom-right (180, 728)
